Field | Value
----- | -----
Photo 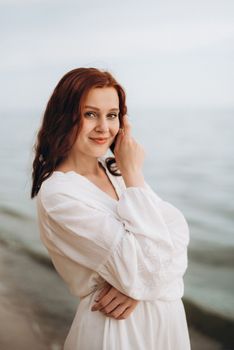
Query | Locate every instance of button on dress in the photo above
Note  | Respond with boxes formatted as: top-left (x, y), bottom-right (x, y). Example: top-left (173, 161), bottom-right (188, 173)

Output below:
top-left (36, 156), bottom-right (191, 350)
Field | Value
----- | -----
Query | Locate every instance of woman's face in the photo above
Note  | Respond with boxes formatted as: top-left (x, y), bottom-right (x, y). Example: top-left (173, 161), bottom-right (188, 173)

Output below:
top-left (72, 86), bottom-right (120, 158)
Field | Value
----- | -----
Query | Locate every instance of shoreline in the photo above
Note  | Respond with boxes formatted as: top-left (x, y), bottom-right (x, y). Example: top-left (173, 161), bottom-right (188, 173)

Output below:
top-left (0, 239), bottom-right (230, 350)
top-left (0, 240), bottom-right (77, 350)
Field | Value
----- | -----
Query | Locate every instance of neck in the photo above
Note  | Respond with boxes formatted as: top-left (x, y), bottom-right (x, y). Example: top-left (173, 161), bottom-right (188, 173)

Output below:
top-left (62, 152), bottom-right (104, 176)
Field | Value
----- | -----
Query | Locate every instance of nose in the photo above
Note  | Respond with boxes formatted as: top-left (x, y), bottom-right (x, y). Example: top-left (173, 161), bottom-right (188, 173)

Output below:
top-left (95, 117), bottom-right (109, 133)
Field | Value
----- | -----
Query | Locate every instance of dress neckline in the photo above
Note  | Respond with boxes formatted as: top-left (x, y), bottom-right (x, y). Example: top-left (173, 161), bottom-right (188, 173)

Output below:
top-left (52, 157), bottom-right (121, 203)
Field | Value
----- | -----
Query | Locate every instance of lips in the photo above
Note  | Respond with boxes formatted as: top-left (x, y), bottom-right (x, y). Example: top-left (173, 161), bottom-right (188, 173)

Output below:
top-left (91, 138), bottom-right (108, 141)
top-left (90, 137), bottom-right (109, 144)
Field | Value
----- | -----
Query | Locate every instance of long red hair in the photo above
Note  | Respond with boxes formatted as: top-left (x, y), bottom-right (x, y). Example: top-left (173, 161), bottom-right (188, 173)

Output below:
top-left (31, 67), bottom-right (127, 198)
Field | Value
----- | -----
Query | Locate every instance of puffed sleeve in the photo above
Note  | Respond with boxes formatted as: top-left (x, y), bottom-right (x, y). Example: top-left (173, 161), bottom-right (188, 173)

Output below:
top-left (39, 185), bottom-right (189, 300)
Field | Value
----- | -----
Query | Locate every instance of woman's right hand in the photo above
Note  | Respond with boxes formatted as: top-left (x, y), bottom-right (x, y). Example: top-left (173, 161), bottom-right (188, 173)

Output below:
top-left (114, 114), bottom-right (145, 187)
top-left (91, 281), bottom-right (139, 320)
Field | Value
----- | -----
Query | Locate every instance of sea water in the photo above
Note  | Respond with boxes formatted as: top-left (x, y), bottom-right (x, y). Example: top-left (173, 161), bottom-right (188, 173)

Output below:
top-left (0, 107), bottom-right (233, 321)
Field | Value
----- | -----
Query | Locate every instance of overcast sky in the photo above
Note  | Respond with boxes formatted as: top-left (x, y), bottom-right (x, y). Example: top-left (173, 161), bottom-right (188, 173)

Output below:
top-left (1, 0), bottom-right (233, 110)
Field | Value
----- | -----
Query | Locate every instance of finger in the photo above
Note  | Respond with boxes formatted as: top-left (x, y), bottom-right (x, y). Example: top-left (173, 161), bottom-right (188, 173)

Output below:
top-left (116, 300), bottom-right (139, 320)
top-left (94, 283), bottom-right (111, 302)
top-left (122, 114), bottom-right (131, 137)
top-left (109, 304), bottom-right (129, 319)
top-left (114, 115), bottom-right (130, 154)
top-left (116, 306), bottom-right (132, 320)
top-left (100, 297), bottom-right (120, 314)
top-left (91, 287), bottom-right (118, 311)
top-left (92, 295), bottom-right (115, 312)
top-left (98, 291), bottom-right (129, 313)
top-left (113, 128), bottom-right (124, 154)
top-left (100, 294), bottom-right (129, 314)
top-left (105, 300), bottom-right (138, 319)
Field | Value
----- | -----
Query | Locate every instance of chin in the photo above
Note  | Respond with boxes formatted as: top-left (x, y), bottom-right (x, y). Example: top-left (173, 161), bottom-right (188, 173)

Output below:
top-left (89, 148), bottom-right (109, 158)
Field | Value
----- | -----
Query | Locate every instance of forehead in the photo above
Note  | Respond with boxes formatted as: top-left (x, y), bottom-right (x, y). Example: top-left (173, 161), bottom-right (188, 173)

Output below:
top-left (83, 87), bottom-right (119, 109)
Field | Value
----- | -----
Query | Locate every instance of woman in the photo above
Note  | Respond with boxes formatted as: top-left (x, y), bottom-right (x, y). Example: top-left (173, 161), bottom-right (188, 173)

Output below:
top-left (31, 67), bottom-right (191, 349)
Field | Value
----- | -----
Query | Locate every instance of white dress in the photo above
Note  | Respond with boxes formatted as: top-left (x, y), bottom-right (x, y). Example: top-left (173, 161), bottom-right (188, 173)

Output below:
top-left (36, 155), bottom-right (191, 350)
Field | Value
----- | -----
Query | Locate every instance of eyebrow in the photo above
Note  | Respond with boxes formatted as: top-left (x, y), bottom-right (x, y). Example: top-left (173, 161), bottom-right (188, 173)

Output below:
top-left (84, 105), bottom-right (119, 112)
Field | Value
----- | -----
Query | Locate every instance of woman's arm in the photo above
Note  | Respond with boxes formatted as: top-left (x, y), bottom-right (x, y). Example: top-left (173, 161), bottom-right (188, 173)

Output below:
top-left (39, 181), bottom-right (189, 301)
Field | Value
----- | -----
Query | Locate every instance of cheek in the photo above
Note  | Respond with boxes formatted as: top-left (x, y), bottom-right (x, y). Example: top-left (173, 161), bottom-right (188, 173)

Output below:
top-left (112, 119), bottom-right (120, 133)
top-left (77, 122), bottom-right (92, 138)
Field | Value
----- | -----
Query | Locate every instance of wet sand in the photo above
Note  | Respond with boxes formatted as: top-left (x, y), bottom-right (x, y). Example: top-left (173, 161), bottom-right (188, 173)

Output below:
top-left (0, 240), bottom-right (226, 350)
